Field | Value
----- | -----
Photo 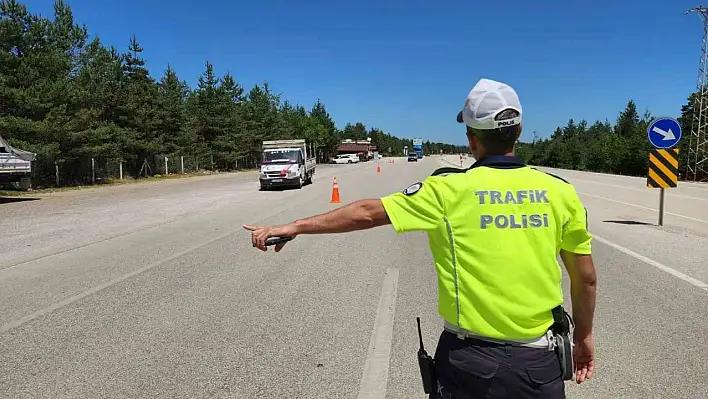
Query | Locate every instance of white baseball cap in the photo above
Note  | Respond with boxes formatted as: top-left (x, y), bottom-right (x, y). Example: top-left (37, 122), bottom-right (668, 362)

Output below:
top-left (456, 78), bottom-right (522, 130)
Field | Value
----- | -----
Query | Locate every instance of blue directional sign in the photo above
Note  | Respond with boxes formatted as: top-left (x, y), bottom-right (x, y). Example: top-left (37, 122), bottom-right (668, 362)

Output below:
top-left (647, 117), bottom-right (682, 149)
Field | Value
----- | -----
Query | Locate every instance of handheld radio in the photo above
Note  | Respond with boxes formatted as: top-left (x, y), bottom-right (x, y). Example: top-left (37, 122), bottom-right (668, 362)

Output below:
top-left (261, 236), bottom-right (295, 247)
top-left (416, 317), bottom-right (436, 394)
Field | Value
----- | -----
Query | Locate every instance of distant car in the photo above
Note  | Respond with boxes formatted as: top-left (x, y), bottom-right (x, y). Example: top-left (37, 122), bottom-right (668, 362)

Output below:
top-left (330, 154), bottom-right (360, 164)
top-left (407, 153), bottom-right (418, 162)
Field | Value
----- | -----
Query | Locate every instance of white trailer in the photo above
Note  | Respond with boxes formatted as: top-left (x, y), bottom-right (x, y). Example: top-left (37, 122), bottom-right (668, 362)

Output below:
top-left (0, 135), bottom-right (36, 190)
top-left (259, 139), bottom-right (316, 190)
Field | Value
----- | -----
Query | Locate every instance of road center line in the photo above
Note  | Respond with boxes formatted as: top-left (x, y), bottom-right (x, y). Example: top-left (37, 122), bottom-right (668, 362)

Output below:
top-left (578, 191), bottom-right (708, 224)
top-left (357, 267), bottom-right (400, 399)
top-left (593, 234), bottom-right (708, 291)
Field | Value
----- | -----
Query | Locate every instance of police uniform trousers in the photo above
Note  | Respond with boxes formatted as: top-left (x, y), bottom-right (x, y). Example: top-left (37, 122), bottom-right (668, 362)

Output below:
top-left (430, 330), bottom-right (565, 399)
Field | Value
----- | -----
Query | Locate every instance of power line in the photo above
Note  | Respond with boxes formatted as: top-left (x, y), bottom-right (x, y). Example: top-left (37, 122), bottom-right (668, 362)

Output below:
top-left (685, 7), bottom-right (708, 182)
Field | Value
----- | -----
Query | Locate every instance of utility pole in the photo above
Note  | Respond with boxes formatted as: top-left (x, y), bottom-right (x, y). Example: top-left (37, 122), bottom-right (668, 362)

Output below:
top-left (685, 7), bottom-right (708, 182)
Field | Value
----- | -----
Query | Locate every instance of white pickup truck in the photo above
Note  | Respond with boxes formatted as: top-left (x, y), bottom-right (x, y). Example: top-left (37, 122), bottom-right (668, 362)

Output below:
top-left (0, 135), bottom-right (36, 190)
top-left (259, 139), bottom-right (316, 190)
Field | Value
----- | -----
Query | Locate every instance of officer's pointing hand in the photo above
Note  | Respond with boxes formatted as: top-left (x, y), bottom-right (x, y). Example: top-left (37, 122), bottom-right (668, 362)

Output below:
top-left (243, 224), bottom-right (296, 252)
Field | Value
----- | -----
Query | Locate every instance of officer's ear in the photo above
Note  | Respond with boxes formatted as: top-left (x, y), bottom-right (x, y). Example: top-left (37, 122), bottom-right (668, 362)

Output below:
top-left (466, 128), bottom-right (479, 152)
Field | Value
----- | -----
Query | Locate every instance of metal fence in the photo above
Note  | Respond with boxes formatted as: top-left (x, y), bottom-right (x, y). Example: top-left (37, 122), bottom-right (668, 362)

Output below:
top-left (29, 153), bottom-right (259, 189)
top-left (8, 147), bottom-right (339, 190)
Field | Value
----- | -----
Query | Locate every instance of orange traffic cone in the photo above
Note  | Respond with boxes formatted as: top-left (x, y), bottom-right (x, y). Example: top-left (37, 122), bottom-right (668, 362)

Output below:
top-left (376, 163), bottom-right (381, 173)
top-left (330, 177), bottom-right (341, 203)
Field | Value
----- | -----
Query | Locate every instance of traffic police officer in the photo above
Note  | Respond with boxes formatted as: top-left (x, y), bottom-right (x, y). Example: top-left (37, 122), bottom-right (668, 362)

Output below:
top-left (245, 78), bottom-right (597, 398)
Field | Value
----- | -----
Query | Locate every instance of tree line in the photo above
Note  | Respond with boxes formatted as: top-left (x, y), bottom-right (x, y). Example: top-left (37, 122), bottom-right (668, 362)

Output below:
top-left (1, 0), bottom-right (463, 187)
top-left (516, 96), bottom-right (697, 180)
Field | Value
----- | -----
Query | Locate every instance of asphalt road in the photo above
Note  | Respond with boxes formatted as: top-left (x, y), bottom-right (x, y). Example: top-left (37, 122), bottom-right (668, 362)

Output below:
top-left (1, 156), bottom-right (707, 398)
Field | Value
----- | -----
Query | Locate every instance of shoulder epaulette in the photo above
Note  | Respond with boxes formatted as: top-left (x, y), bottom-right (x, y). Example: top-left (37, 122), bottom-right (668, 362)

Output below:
top-left (530, 167), bottom-right (570, 184)
top-left (430, 167), bottom-right (467, 176)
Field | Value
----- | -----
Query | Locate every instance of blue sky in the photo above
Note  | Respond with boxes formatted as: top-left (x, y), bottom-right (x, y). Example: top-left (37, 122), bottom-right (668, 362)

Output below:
top-left (26, 0), bottom-right (702, 145)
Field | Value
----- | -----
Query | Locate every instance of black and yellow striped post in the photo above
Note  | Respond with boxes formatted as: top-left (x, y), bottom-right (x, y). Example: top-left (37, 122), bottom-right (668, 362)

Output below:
top-left (647, 149), bottom-right (679, 188)
top-left (646, 148), bottom-right (679, 226)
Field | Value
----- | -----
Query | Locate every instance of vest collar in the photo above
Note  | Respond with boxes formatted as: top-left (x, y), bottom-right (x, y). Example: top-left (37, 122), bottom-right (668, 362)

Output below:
top-left (469, 155), bottom-right (526, 170)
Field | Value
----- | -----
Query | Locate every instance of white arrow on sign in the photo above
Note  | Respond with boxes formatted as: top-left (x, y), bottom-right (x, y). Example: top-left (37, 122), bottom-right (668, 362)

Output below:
top-left (652, 126), bottom-right (676, 141)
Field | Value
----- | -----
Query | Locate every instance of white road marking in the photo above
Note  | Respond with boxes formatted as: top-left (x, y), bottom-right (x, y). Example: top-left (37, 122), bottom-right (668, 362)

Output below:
top-left (570, 178), bottom-right (708, 201)
top-left (578, 191), bottom-right (708, 224)
top-left (357, 267), bottom-right (400, 399)
top-left (593, 234), bottom-right (708, 291)
top-left (684, 184), bottom-right (708, 191)
top-left (0, 228), bottom-right (239, 334)
top-left (535, 166), bottom-right (708, 191)
top-left (0, 218), bottom-right (177, 271)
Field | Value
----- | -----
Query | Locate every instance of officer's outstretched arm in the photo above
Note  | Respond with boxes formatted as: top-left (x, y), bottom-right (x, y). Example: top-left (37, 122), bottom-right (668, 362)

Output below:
top-left (559, 250), bottom-right (597, 340)
top-left (245, 200), bottom-right (392, 251)
top-left (289, 176), bottom-right (444, 236)
top-left (245, 178), bottom-right (442, 251)
top-left (290, 199), bottom-right (392, 235)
